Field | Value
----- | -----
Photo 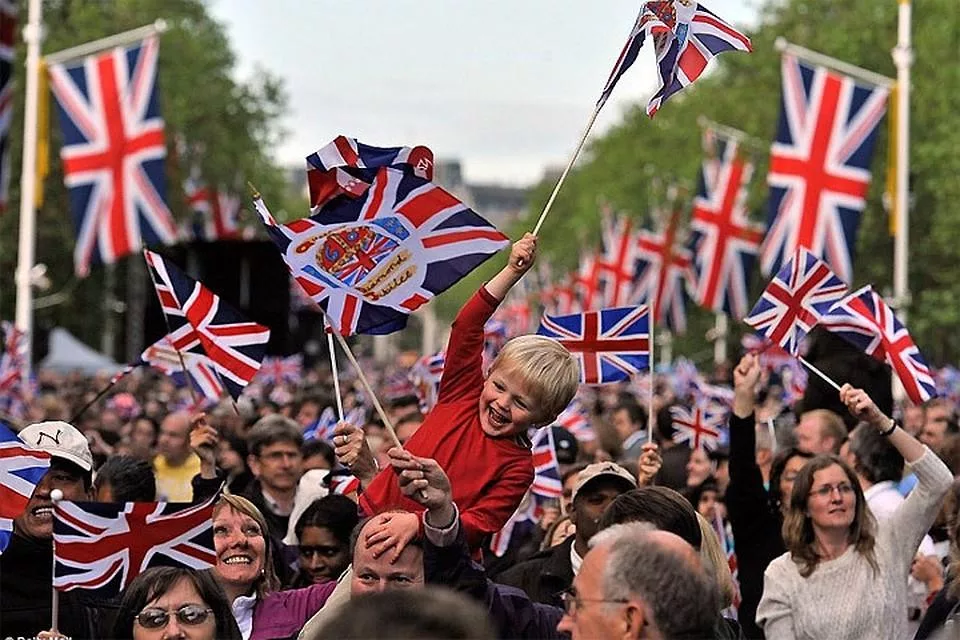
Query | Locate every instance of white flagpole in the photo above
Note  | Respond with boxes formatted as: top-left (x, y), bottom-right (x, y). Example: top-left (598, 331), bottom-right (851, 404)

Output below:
top-left (531, 105), bottom-right (602, 236)
top-left (647, 305), bottom-right (655, 436)
top-left (13, 0), bottom-right (43, 376)
top-left (714, 313), bottom-right (728, 366)
top-left (774, 38), bottom-right (896, 89)
top-left (43, 19), bottom-right (168, 65)
top-left (892, 0), bottom-right (912, 323)
top-left (326, 328), bottom-right (345, 422)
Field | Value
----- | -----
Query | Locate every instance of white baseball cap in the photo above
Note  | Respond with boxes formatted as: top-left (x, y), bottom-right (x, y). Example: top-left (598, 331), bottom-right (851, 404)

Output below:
top-left (19, 421), bottom-right (94, 472)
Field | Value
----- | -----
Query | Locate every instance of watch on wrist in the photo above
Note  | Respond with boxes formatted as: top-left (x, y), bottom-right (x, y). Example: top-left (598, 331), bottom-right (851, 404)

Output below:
top-left (878, 418), bottom-right (897, 437)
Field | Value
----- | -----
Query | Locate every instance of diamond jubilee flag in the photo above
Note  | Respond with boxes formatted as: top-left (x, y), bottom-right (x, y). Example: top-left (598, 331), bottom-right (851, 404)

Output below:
top-left (254, 137), bottom-right (509, 336)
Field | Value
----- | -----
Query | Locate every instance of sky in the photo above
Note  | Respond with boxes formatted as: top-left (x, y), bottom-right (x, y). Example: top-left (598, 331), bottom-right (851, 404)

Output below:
top-left (209, 1), bottom-right (761, 186)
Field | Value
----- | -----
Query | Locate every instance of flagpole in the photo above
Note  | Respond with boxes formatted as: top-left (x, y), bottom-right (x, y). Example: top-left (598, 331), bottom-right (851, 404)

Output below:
top-left (142, 252), bottom-right (199, 407)
top-left (326, 326), bottom-right (345, 422)
top-left (892, 0), bottom-right (912, 323)
top-left (774, 38), bottom-right (896, 89)
top-left (50, 487), bottom-right (62, 634)
top-left (531, 105), bottom-right (602, 236)
top-left (647, 305), bottom-right (655, 436)
top-left (43, 19), bottom-right (168, 65)
top-left (70, 364), bottom-right (137, 422)
top-left (714, 313), bottom-right (728, 366)
top-left (13, 0), bottom-right (43, 377)
top-left (322, 319), bottom-right (402, 449)
top-left (798, 356), bottom-right (842, 393)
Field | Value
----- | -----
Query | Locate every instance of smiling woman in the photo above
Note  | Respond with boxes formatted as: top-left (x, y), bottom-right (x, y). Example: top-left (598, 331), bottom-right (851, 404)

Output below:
top-left (210, 495), bottom-right (336, 640)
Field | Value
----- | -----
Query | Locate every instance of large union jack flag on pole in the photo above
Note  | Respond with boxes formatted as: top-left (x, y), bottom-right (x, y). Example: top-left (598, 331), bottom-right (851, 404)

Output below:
top-left (761, 55), bottom-right (890, 283)
top-left (254, 137), bottom-right (508, 336)
top-left (633, 210), bottom-right (694, 333)
top-left (144, 250), bottom-right (270, 400)
top-left (689, 135), bottom-right (765, 319)
top-left (0, 421), bottom-right (50, 554)
top-left (744, 247), bottom-right (847, 355)
top-left (537, 306), bottom-right (650, 385)
top-left (597, 2), bottom-right (751, 116)
top-left (53, 495), bottom-right (217, 595)
top-left (48, 36), bottom-right (177, 277)
top-left (821, 285), bottom-right (936, 404)
top-left (599, 211), bottom-right (640, 307)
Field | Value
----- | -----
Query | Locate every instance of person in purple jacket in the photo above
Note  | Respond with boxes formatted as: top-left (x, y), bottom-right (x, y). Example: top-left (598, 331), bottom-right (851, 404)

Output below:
top-left (212, 494), bottom-right (334, 640)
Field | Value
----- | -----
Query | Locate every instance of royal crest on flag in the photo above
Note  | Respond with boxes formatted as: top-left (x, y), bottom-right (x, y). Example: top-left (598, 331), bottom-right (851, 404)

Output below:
top-left (821, 285), bottom-right (936, 405)
top-left (254, 137), bottom-right (508, 336)
top-left (761, 56), bottom-right (890, 283)
top-left (48, 37), bottom-right (177, 276)
top-left (53, 496), bottom-right (217, 595)
top-left (0, 421), bottom-right (51, 554)
top-left (744, 248), bottom-right (847, 355)
top-left (537, 306), bottom-right (650, 385)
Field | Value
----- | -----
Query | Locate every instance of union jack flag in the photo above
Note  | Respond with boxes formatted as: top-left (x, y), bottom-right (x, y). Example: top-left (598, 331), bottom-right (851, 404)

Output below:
top-left (821, 285), bottom-right (936, 405)
top-left (554, 398), bottom-right (596, 443)
top-left (670, 405), bottom-right (723, 451)
top-left (53, 496), bottom-right (217, 595)
top-left (257, 354), bottom-right (303, 385)
top-left (744, 248), bottom-right (847, 355)
top-left (489, 498), bottom-right (535, 558)
top-left (409, 352), bottom-right (444, 413)
top-left (0, 421), bottom-right (50, 554)
top-left (48, 37), bottom-right (177, 276)
top-left (483, 319), bottom-right (508, 369)
top-left (145, 250), bottom-right (270, 400)
top-left (303, 406), bottom-right (338, 442)
top-left (761, 56), bottom-right (890, 283)
top-left (327, 469), bottom-right (361, 496)
top-left (138, 335), bottom-right (224, 401)
top-left (0, 320), bottom-right (26, 392)
top-left (0, 2), bottom-right (15, 212)
top-left (537, 306), bottom-right (650, 385)
top-left (599, 212), bottom-right (640, 307)
top-left (530, 426), bottom-right (563, 501)
top-left (640, 2), bottom-right (753, 117)
top-left (254, 137), bottom-right (508, 336)
top-left (690, 135), bottom-right (764, 318)
top-left (184, 175), bottom-right (242, 243)
top-left (633, 210), bottom-right (694, 333)
top-left (741, 333), bottom-right (794, 370)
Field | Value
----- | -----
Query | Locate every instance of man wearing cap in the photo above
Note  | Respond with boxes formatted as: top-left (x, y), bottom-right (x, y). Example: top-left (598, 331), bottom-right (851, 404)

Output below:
top-left (495, 462), bottom-right (637, 608)
top-left (0, 420), bottom-right (106, 638)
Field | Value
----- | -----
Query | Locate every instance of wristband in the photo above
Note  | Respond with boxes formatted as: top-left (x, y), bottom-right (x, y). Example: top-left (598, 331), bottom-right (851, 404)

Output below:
top-left (878, 418), bottom-right (897, 437)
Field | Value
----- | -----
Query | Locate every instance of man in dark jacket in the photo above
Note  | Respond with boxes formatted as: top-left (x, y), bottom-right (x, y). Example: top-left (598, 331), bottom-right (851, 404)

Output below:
top-left (495, 462), bottom-right (636, 607)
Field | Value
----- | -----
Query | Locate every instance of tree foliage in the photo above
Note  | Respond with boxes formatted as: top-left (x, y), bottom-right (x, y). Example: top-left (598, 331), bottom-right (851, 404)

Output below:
top-left (0, 0), bottom-right (293, 354)
top-left (440, 0), bottom-right (960, 365)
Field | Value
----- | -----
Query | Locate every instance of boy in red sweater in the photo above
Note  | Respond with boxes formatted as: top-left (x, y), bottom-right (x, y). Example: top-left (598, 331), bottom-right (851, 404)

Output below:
top-left (335, 233), bottom-right (579, 558)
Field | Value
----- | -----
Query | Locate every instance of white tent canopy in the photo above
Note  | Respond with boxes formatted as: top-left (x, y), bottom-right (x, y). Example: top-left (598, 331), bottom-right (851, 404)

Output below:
top-left (39, 328), bottom-right (122, 374)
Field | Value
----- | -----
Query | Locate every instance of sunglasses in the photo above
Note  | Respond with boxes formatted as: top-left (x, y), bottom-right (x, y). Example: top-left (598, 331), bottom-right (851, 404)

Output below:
top-left (135, 604), bottom-right (214, 629)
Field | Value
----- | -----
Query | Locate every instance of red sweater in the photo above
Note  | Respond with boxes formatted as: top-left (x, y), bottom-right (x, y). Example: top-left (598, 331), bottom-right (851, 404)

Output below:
top-left (360, 287), bottom-right (534, 550)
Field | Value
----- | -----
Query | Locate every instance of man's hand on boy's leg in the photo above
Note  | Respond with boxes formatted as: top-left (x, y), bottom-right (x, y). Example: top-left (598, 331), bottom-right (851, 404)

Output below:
top-left (485, 232), bottom-right (537, 301)
top-left (364, 510), bottom-right (420, 563)
top-left (333, 421), bottom-right (378, 486)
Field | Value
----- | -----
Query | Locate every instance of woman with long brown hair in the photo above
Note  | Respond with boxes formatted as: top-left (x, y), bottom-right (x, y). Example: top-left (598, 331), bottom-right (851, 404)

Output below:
top-left (757, 385), bottom-right (952, 639)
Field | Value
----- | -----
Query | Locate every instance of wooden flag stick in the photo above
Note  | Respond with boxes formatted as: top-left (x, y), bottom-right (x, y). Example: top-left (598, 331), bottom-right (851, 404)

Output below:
top-left (531, 105), bottom-right (602, 236)
top-left (798, 356), bottom-right (843, 392)
top-left (70, 364), bottom-right (137, 423)
top-left (326, 326), bottom-right (346, 422)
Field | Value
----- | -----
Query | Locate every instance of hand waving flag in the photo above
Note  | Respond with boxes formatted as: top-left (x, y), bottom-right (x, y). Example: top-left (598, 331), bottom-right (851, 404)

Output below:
top-left (254, 137), bottom-right (508, 336)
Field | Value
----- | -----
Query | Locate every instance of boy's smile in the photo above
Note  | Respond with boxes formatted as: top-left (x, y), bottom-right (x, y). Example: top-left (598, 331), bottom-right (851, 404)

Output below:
top-left (479, 370), bottom-right (538, 437)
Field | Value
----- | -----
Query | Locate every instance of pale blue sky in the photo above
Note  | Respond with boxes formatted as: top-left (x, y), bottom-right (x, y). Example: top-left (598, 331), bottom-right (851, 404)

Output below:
top-left (210, 1), bottom-right (760, 185)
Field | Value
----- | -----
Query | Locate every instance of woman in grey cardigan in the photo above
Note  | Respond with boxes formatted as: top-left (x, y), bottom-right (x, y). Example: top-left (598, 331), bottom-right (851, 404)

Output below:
top-left (757, 384), bottom-right (952, 640)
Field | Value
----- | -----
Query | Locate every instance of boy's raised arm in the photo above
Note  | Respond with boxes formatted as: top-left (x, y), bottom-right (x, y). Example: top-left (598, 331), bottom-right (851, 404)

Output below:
top-left (484, 233), bottom-right (537, 302)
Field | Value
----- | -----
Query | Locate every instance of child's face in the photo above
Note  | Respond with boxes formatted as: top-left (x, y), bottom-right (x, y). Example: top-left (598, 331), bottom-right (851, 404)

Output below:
top-left (478, 367), bottom-right (539, 437)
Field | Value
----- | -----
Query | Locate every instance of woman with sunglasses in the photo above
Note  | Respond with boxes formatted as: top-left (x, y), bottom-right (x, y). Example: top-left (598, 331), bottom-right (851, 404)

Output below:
top-left (112, 566), bottom-right (242, 640)
top-left (757, 384), bottom-right (952, 640)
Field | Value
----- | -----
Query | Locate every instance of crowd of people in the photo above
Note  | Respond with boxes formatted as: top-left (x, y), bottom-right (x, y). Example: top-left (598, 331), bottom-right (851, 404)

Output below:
top-left (3, 235), bottom-right (960, 639)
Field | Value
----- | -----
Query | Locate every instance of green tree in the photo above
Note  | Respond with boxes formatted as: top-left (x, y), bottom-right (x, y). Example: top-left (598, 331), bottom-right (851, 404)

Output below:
top-left (442, 0), bottom-right (960, 365)
top-left (0, 0), bottom-right (294, 355)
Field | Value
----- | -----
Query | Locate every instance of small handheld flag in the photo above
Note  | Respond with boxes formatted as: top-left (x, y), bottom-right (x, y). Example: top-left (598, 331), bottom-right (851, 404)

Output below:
top-left (670, 405), bottom-right (723, 451)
